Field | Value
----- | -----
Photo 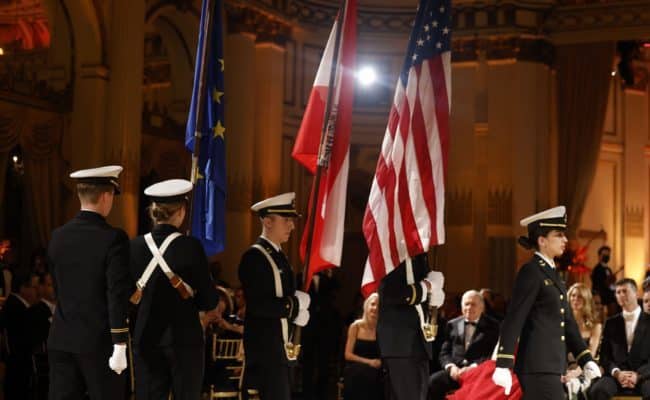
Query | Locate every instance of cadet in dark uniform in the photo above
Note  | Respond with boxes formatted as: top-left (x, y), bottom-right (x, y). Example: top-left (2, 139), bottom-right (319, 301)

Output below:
top-left (377, 253), bottom-right (445, 400)
top-left (48, 165), bottom-right (131, 400)
top-left (238, 192), bottom-right (311, 400)
top-left (492, 206), bottom-right (602, 399)
top-left (129, 179), bottom-right (220, 400)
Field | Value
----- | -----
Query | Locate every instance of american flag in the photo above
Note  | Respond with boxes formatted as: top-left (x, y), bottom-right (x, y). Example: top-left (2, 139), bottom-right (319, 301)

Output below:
top-left (361, 0), bottom-right (451, 296)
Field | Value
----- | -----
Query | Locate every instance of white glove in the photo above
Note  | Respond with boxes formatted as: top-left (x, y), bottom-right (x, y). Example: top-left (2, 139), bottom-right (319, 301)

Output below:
top-left (583, 361), bottom-right (602, 380)
top-left (424, 271), bottom-right (444, 291)
top-left (428, 288), bottom-right (445, 307)
top-left (108, 344), bottom-right (127, 375)
top-left (294, 309), bottom-right (310, 327)
top-left (492, 367), bottom-right (512, 396)
top-left (294, 290), bottom-right (311, 310)
top-left (566, 377), bottom-right (581, 398)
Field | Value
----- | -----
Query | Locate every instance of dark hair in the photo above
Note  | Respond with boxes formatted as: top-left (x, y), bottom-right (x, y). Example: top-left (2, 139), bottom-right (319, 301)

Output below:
top-left (148, 201), bottom-right (185, 225)
top-left (598, 245), bottom-right (611, 256)
top-left (77, 183), bottom-right (114, 204)
top-left (615, 278), bottom-right (637, 291)
top-left (12, 270), bottom-right (34, 293)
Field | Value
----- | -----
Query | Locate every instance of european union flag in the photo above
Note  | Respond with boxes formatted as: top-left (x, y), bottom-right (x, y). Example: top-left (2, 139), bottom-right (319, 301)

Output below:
top-left (185, 0), bottom-right (225, 256)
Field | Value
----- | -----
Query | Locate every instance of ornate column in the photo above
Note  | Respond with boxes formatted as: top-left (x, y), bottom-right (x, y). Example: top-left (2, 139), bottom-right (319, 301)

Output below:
top-left (473, 47), bottom-right (489, 286)
top-left (222, 5), bottom-right (258, 284)
top-left (622, 84), bottom-right (649, 284)
top-left (103, 0), bottom-right (145, 236)
top-left (253, 20), bottom-right (291, 203)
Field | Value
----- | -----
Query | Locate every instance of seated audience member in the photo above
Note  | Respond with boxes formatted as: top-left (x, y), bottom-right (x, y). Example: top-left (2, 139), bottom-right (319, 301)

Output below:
top-left (589, 278), bottom-right (650, 400)
top-left (29, 248), bottom-right (49, 277)
top-left (428, 289), bottom-right (500, 400)
top-left (3, 271), bottom-right (38, 399)
top-left (643, 284), bottom-right (650, 315)
top-left (343, 292), bottom-right (383, 400)
top-left (29, 272), bottom-right (56, 349)
top-left (592, 292), bottom-right (606, 324)
top-left (568, 283), bottom-right (602, 356)
top-left (28, 272), bottom-right (56, 399)
top-left (480, 288), bottom-right (503, 321)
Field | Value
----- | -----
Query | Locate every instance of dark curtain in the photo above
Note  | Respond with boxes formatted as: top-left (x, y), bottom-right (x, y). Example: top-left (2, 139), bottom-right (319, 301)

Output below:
top-left (0, 105), bottom-right (65, 253)
top-left (556, 42), bottom-right (616, 237)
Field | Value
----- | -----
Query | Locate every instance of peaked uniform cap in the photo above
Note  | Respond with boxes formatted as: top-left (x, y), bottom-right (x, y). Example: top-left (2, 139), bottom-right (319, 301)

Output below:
top-left (144, 179), bottom-right (193, 203)
top-left (251, 192), bottom-right (300, 217)
top-left (70, 165), bottom-right (123, 194)
top-left (519, 206), bottom-right (567, 229)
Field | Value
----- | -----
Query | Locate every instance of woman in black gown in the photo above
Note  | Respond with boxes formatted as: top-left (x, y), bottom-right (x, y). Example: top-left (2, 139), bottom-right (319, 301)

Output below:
top-left (343, 292), bottom-right (383, 399)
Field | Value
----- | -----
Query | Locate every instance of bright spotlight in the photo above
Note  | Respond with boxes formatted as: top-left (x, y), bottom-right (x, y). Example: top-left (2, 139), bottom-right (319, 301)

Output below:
top-left (611, 70), bottom-right (617, 77)
top-left (357, 66), bottom-right (377, 87)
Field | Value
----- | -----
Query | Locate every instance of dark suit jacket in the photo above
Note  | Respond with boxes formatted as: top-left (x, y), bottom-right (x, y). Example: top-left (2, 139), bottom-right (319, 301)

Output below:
top-left (28, 300), bottom-right (53, 352)
top-left (599, 311), bottom-right (650, 378)
top-left (48, 211), bottom-right (131, 353)
top-left (496, 254), bottom-right (593, 374)
top-left (377, 253), bottom-right (432, 359)
top-left (238, 237), bottom-right (300, 366)
top-left (439, 314), bottom-right (500, 369)
top-left (129, 224), bottom-right (219, 349)
top-left (3, 294), bottom-right (32, 358)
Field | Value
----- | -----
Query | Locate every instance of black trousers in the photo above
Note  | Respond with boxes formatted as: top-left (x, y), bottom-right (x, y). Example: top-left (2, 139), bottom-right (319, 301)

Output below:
top-left (48, 349), bottom-right (126, 400)
top-left (428, 370), bottom-right (460, 400)
top-left (384, 357), bottom-right (429, 400)
top-left (589, 375), bottom-right (650, 400)
top-left (4, 354), bottom-right (33, 400)
top-left (134, 345), bottom-right (204, 400)
top-left (243, 363), bottom-right (291, 400)
top-left (518, 373), bottom-right (563, 400)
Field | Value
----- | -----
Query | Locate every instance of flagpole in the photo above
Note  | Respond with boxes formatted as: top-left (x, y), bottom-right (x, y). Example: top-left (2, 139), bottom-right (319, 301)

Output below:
top-left (300, 0), bottom-right (349, 289)
top-left (188, 0), bottom-right (217, 230)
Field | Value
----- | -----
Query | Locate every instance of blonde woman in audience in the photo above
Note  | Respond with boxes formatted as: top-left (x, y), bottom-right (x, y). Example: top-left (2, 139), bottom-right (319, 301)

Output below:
top-left (344, 292), bottom-right (384, 400)
top-left (568, 283), bottom-right (602, 356)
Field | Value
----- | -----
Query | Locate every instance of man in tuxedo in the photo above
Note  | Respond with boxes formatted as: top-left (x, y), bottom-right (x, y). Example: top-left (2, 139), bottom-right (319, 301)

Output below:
top-left (3, 271), bottom-right (38, 399)
top-left (428, 290), bottom-right (500, 400)
top-left (28, 272), bottom-right (56, 399)
top-left (589, 278), bottom-right (650, 399)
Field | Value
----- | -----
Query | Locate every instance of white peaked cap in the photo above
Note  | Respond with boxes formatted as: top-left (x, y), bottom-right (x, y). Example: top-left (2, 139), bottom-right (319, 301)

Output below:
top-left (251, 192), bottom-right (299, 217)
top-left (144, 179), bottom-right (193, 203)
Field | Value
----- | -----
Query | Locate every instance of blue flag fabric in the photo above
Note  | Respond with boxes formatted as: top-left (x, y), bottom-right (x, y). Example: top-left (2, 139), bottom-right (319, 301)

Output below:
top-left (185, 0), bottom-right (226, 256)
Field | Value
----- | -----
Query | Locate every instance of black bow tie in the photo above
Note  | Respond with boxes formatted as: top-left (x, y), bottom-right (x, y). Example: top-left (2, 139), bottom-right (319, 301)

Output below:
top-left (465, 321), bottom-right (477, 326)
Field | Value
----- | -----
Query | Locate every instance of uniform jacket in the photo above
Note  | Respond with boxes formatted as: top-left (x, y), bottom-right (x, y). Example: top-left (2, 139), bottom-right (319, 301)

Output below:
top-left (238, 237), bottom-right (299, 366)
top-left (48, 211), bottom-right (131, 353)
top-left (377, 253), bottom-right (432, 359)
top-left (439, 313), bottom-right (500, 368)
top-left (129, 224), bottom-right (219, 349)
top-left (496, 254), bottom-right (593, 374)
top-left (599, 311), bottom-right (650, 378)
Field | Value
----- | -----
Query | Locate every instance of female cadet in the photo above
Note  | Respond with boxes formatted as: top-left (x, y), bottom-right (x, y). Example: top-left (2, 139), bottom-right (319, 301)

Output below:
top-left (491, 206), bottom-right (602, 399)
top-left (129, 179), bottom-right (220, 399)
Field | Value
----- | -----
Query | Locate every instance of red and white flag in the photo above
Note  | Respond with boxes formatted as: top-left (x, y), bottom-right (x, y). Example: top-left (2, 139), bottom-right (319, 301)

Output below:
top-left (361, 0), bottom-right (451, 297)
top-left (292, 0), bottom-right (357, 290)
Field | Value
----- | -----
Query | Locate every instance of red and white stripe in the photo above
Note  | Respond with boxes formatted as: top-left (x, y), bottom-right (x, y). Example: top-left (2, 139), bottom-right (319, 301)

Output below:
top-left (292, 0), bottom-right (357, 290)
top-left (361, 52), bottom-right (451, 297)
